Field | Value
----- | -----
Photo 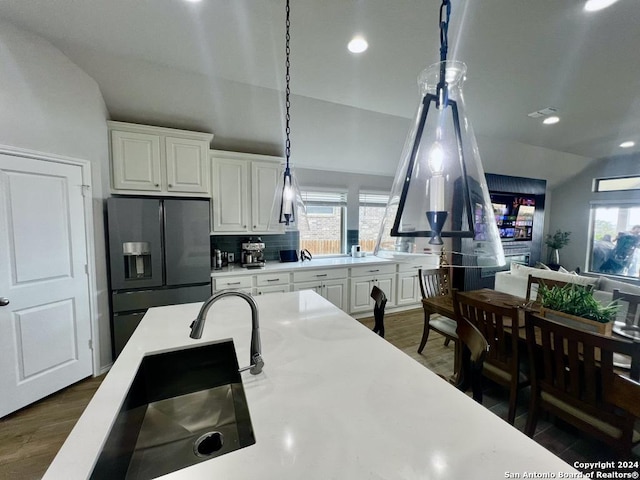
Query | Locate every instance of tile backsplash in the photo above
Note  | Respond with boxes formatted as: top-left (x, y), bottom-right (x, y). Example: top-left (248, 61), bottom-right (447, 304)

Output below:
top-left (210, 231), bottom-right (300, 264)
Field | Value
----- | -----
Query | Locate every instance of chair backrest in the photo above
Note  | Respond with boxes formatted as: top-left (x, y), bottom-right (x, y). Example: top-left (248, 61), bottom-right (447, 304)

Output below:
top-left (418, 268), bottom-right (450, 299)
top-left (525, 274), bottom-right (573, 302)
top-left (612, 288), bottom-right (640, 329)
top-left (604, 374), bottom-right (640, 418)
top-left (524, 311), bottom-right (640, 439)
top-left (453, 290), bottom-right (520, 378)
top-left (370, 285), bottom-right (387, 310)
top-left (370, 286), bottom-right (387, 337)
top-left (455, 314), bottom-right (489, 402)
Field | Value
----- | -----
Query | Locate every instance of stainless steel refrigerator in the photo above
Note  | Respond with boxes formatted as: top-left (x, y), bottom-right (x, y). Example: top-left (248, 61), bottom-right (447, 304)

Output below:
top-left (107, 197), bottom-right (211, 358)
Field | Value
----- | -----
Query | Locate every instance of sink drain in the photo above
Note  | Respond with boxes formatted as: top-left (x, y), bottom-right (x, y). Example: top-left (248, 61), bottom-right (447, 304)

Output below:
top-left (193, 431), bottom-right (224, 457)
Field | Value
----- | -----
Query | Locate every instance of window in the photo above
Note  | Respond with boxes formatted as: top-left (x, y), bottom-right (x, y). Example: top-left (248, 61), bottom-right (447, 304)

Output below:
top-left (594, 176), bottom-right (640, 193)
top-left (589, 204), bottom-right (640, 278)
top-left (298, 190), bottom-right (347, 256)
top-left (358, 192), bottom-right (389, 252)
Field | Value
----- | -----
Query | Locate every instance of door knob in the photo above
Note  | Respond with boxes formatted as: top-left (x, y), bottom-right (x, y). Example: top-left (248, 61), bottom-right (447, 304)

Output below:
top-left (0, 298), bottom-right (9, 306)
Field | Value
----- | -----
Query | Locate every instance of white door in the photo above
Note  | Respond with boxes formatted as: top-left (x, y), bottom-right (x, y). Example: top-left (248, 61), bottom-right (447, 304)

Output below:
top-left (0, 154), bottom-right (92, 417)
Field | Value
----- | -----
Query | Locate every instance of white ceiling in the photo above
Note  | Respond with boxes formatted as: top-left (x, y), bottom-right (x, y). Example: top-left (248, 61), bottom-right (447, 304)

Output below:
top-left (1, 0), bottom-right (639, 182)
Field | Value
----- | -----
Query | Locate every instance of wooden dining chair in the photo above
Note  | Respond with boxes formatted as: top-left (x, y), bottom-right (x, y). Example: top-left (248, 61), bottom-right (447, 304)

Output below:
top-left (370, 285), bottom-right (387, 338)
top-left (454, 315), bottom-right (489, 403)
top-left (417, 268), bottom-right (458, 353)
top-left (612, 288), bottom-right (640, 338)
top-left (524, 311), bottom-right (640, 456)
top-left (453, 289), bottom-right (526, 424)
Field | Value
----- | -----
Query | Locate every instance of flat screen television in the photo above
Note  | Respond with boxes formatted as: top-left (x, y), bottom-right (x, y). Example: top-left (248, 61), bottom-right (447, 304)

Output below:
top-left (490, 193), bottom-right (535, 241)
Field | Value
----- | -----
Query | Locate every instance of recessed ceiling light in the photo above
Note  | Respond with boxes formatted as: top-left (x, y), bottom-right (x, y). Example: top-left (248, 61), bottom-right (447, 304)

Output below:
top-left (619, 141), bottom-right (635, 148)
top-left (184, 0), bottom-right (202, 3)
top-left (543, 116), bottom-right (560, 125)
top-left (347, 36), bottom-right (368, 54)
top-left (584, 0), bottom-right (620, 12)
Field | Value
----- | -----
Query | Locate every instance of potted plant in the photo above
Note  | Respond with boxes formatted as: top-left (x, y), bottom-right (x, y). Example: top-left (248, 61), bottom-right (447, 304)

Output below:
top-left (537, 283), bottom-right (618, 335)
top-left (545, 230), bottom-right (571, 265)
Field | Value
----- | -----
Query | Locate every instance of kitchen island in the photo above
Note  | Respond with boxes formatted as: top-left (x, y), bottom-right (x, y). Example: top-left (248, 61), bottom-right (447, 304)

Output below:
top-left (45, 290), bottom-right (577, 479)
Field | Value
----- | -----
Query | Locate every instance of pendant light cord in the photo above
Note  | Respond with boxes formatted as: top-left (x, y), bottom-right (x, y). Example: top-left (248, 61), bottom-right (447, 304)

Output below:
top-left (285, 0), bottom-right (291, 170)
top-left (437, 0), bottom-right (451, 108)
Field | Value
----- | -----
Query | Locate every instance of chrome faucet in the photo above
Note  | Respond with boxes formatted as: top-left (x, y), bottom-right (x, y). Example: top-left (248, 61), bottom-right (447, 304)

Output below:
top-left (189, 290), bottom-right (264, 375)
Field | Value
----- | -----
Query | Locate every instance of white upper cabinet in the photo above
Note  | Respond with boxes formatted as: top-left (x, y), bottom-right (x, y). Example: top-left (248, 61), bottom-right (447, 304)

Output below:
top-left (211, 150), bottom-right (283, 234)
top-left (109, 121), bottom-right (213, 196)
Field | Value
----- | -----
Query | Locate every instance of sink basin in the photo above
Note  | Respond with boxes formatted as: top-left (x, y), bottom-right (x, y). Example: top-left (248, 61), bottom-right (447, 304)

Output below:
top-left (90, 340), bottom-right (255, 480)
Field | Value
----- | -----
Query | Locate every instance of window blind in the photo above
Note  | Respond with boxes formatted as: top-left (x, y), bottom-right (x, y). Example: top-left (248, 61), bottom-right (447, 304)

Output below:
top-left (359, 192), bottom-right (389, 207)
top-left (300, 190), bottom-right (347, 207)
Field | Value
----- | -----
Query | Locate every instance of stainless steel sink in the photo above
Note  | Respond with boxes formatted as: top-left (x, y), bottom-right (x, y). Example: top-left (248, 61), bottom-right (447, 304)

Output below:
top-left (90, 340), bottom-right (255, 480)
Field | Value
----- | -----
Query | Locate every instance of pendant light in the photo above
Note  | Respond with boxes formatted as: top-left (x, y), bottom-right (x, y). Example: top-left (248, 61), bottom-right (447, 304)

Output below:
top-left (375, 0), bottom-right (505, 269)
top-left (268, 0), bottom-right (307, 231)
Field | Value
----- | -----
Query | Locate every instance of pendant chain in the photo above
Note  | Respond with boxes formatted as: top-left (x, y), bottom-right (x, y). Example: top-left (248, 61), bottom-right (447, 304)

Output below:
top-left (285, 0), bottom-right (291, 168)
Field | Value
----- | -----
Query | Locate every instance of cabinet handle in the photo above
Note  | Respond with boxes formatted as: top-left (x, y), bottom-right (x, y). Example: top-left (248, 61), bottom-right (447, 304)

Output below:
top-left (369, 269), bottom-right (380, 273)
top-left (254, 225), bottom-right (257, 228)
top-left (168, 184), bottom-right (173, 188)
top-left (243, 225), bottom-right (247, 228)
top-left (412, 265), bottom-right (422, 269)
top-left (267, 278), bottom-right (280, 282)
top-left (0, 297), bottom-right (9, 307)
top-left (315, 274), bottom-right (328, 277)
top-left (155, 183), bottom-right (159, 187)
top-left (227, 282), bottom-right (241, 286)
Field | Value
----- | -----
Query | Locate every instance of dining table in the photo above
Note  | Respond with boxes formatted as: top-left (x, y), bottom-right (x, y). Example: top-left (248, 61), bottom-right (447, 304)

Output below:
top-left (422, 288), bottom-right (634, 373)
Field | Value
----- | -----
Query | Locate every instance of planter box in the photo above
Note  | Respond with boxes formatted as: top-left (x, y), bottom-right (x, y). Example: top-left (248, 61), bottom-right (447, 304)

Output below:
top-left (539, 307), bottom-right (613, 336)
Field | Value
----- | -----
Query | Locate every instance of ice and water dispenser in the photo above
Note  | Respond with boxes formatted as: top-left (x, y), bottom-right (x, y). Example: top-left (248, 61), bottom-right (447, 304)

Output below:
top-left (122, 241), bottom-right (152, 280)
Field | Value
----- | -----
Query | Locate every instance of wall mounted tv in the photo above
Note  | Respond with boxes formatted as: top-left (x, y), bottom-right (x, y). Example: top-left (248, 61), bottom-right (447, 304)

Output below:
top-left (490, 192), bottom-right (535, 241)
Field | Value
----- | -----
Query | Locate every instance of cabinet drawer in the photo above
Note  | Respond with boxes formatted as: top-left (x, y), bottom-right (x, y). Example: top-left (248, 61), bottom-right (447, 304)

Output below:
top-left (350, 264), bottom-right (396, 277)
top-left (256, 273), bottom-right (290, 286)
top-left (213, 275), bottom-right (253, 290)
top-left (293, 268), bottom-right (347, 283)
top-left (397, 257), bottom-right (439, 273)
top-left (256, 285), bottom-right (290, 295)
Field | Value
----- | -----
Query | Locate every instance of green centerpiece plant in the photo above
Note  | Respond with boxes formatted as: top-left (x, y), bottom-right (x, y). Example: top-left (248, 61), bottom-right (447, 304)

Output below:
top-left (537, 283), bottom-right (619, 329)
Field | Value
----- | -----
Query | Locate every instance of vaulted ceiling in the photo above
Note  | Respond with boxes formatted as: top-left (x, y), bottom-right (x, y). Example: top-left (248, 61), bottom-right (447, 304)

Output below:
top-left (1, 0), bottom-right (638, 185)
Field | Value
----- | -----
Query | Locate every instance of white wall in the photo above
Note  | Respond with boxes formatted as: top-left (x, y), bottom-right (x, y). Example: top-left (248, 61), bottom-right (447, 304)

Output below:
top-left (0, 20), bottom-right (111, 370)
top-left (548, 154), bottom-right (640, 273)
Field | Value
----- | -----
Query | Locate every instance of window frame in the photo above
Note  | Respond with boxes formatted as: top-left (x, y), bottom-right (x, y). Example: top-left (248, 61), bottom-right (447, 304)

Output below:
top-left (358, 191), bottom-right (390, 253)
top-left (298, 189), bottom-right (348, 257)
top-left (587, 200), bottom-right (640, 279)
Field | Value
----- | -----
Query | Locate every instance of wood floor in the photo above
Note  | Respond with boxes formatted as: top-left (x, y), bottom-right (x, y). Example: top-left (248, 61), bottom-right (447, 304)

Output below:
top-left (1, 307), bottom-right (637, 479)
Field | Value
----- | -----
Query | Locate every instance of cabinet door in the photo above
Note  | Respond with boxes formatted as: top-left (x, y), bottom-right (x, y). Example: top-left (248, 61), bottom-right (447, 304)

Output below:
top-left (212, 158), bottom-right (249, 232)
top-left (251, 161), bottom-right (282, 232)
top-left (397, 272), bottom-right (419, 306)
top-left (376, 274), bottom-right (396, 307)
top-left (293, 281), bottom-right (322, 296)
top-left (349, 277), bottom-right (373, 313)
top-left (165, 137), bottom-right (209, 194)
top-left (111, 130), bottom-right (161, 191)
top-left (323, 279), bottom-right (348, 312)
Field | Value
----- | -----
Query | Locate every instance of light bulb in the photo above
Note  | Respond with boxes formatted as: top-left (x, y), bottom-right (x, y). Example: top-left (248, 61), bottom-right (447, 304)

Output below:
top-left (282, 176), bottom-right (294, 215)
top-left (428, 141), bottom-right (445, 173)
top-left (427, 141), bottom-right (446, 212)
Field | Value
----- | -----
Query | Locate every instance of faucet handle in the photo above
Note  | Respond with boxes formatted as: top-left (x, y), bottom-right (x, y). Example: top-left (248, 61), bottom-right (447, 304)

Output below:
top-left (239, 353), bottom-right (264, 375)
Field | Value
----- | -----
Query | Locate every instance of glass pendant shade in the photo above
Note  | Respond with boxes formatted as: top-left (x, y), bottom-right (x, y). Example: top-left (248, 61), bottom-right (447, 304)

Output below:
top-left (267, 162), bottom-right (308, 231)
top-left (375, 61), bottom-right (505, 268)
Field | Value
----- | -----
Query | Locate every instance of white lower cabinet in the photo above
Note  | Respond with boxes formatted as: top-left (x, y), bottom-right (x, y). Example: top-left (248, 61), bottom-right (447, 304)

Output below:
top-left (255, 272), bottom-right (291, 295)
top-left (397, 271), bottom-right (420, 306)
top-left (349, 264), bottom-right (397, 314)
top-left (293, 279), bottom-right (348, 311)
top-left (292, 268), bottom-right (348, 311)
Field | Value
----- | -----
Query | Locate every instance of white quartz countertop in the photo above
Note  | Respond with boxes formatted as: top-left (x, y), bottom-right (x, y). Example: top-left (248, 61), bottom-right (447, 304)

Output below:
top-left (211, 255), bottom-right (394, 277)
top-left (45, 291), bottom-right (577, 479)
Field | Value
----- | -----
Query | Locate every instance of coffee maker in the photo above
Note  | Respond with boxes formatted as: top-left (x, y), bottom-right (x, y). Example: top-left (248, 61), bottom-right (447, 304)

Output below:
top-left (241, 237), bottom-right (266, 268)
